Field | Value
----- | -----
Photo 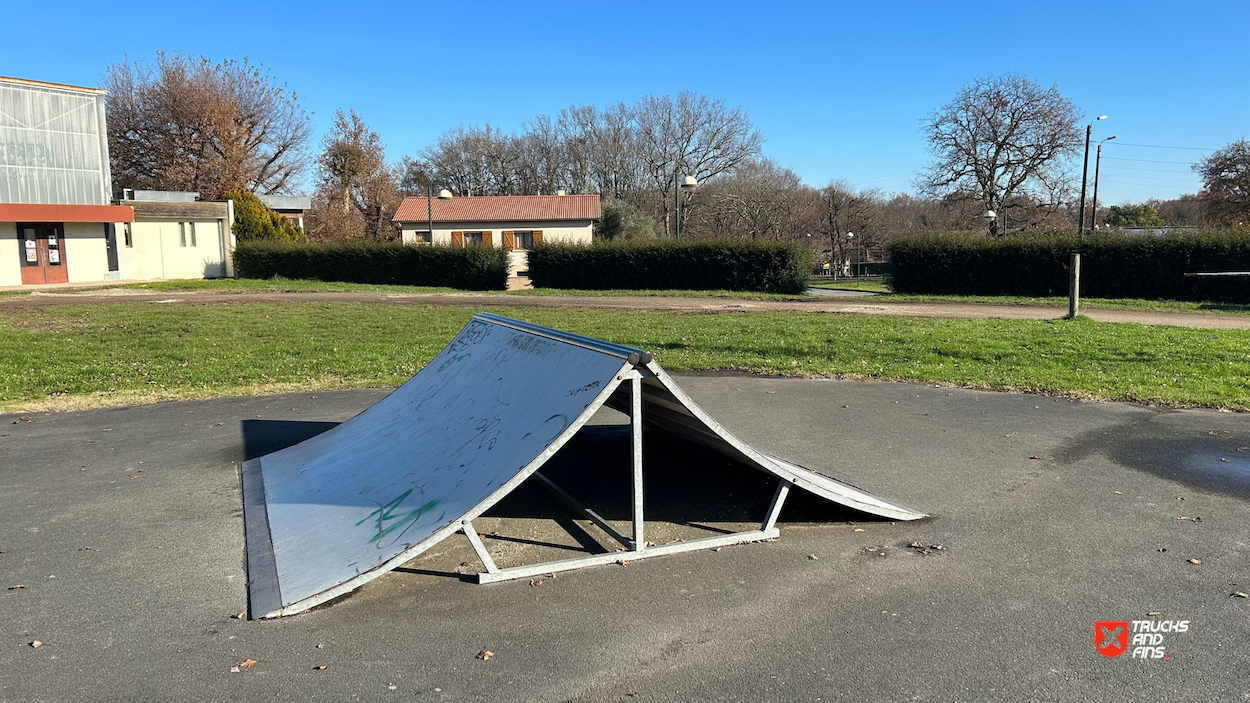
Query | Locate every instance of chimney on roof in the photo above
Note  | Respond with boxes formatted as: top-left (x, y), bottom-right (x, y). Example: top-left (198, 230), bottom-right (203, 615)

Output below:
top-left (556, 189), bottom-right (566, 196)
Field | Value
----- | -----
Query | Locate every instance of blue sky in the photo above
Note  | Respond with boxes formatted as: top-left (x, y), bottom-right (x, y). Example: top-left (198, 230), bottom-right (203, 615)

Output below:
top-left (4, 1), bottom-right (1246, 204)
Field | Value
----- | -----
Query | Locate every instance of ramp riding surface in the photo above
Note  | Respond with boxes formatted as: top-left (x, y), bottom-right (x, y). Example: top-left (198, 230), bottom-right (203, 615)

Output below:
top-left (242, 313), bottom-right (923, 618)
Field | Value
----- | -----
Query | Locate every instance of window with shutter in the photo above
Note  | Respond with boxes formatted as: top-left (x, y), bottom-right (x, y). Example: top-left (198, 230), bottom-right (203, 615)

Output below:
top-left (482, 232), bottom-right (493, 247)
top-left (451, 231), bottom-right (464, 246)
top-left (502, 231), bottom-right (516, 250)
top-left (533, 230), bottom-right (543, 244)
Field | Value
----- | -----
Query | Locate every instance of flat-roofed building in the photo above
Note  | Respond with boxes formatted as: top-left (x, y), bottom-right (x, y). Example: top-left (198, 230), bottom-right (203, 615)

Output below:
top-left (0, 75), bottom-right (134, 285)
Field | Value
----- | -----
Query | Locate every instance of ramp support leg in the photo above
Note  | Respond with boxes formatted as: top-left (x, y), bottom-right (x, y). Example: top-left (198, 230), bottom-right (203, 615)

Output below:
top-left (762, 479), bottom-right (792, 532)
top-left (462, 521), bottom-right (498, 574)
top-left (631, 375), bottom-right (645, 552)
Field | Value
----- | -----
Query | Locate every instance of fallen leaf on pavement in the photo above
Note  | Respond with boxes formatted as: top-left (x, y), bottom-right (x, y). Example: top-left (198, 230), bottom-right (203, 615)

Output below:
top-left (530, 579), bottom-right (544, 587)
top-left (476, 650), bottom-right (494, 661)
top-left (231, 612), bottom-right (245, 619)
top-left (1233, 592), bottom-right (1248, 599)
top-left (315, 665), bottom-right (327, 670)
top-left (316, 643), bottom-right (325, 650)
top-left (1147, 611), bottom-right (1163, 616)
top-left (31, 640), bottom-right (42, 648)
top-left (807, 554), bottom-right (819, 560)
top-left (853, 528), bottom-right (865, 532)
top-left (230, 667), bottom-right (240, 673)
top-left (238, 659), bottom-right (257, 668)
top-left (8, 585), bottom-right (25, 590)
top-left (1237, 447), bottom-right (1248, 452)
top-left (1188, 559), bottom-right (1202, 564)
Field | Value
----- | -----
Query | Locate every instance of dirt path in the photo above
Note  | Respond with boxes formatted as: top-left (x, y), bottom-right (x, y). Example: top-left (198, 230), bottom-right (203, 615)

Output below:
top-left (4, 288), bottom-right (1250, 329)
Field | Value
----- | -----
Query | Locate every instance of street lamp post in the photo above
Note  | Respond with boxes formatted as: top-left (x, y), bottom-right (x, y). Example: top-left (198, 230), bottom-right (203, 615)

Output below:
top-left (1091, 135), bottom-right (1117, 230)
top-left (846, 232), bottom-right (856, 279)
top-left (1077, 115), bottom-right (1108, 234)
top-left (675, 174), bottom-right (698, 239)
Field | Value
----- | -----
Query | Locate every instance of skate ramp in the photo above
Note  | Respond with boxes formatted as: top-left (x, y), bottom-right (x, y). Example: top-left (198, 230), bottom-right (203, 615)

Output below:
top-left (242, 313), bottom-right (924, 618)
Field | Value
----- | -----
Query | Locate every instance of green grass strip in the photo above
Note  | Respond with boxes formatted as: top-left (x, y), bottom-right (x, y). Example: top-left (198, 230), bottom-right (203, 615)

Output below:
top-left (1, 303), bottom-right (1247, 412)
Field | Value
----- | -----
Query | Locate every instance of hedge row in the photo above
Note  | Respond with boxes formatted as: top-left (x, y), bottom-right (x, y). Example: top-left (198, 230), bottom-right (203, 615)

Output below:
top-left (233, 241), bottom-right (509, 290)
top-left (527, 240), bottom-right (811, 294)
top-left (887, 231), bottom-right (1250, 302)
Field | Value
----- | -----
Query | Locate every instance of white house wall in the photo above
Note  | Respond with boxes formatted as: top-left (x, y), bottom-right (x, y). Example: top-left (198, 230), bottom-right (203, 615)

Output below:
top-left (0, 224), bottom-right (20, 286)
top-left (0, 221), bottom-right (112, 285)
top-left (62, 222), bottom-right (110, 282)
top-left (119, 220), bottom-right (225, 281)
top-left (399, 220), bottom-right (594, 247)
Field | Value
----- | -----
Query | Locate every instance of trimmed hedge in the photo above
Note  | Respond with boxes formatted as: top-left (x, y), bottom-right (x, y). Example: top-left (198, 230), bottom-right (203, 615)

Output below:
top-left (234, 241), bottom-right (509, 290)
top-left (527, 240), bottom-right (811, 294)
top-left (887, 231), bottom-right (1250, 303)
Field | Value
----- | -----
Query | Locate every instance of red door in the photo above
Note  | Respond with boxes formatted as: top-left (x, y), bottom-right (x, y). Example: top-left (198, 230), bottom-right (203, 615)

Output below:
top-left (18, 223), bottom-right (68, 285)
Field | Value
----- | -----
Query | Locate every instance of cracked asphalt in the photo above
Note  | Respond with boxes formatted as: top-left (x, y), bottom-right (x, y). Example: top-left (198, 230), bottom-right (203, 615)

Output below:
top-left (2, 376), bottom-right (1248, 702)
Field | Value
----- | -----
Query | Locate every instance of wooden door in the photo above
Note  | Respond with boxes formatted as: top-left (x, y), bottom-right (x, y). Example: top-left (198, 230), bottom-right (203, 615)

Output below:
top-left (17, 224), bottom-right (68, 285)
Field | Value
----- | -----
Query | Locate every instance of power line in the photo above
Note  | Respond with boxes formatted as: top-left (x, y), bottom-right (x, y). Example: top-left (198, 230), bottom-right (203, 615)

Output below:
top-left (1103, 156), bottom-right (1196, 165)
top-left (1100, 165), bottom-right (1198, 174)
top-left (1109, 142), bottom-right (1217, 151)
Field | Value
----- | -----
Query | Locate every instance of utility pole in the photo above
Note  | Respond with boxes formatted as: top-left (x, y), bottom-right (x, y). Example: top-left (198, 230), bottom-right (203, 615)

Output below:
top-left (1077, 116), bottom-right (1108, 234)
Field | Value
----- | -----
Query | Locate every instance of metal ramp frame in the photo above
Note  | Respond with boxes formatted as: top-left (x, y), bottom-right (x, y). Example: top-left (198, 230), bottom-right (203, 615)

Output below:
top-left (241, 313), bottom-right (925, 618)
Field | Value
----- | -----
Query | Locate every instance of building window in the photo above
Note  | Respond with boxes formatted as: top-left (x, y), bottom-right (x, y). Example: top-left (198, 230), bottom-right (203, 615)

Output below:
top-left (514, 231), bottom-right (534, 249)
top-left (413, 231), bottom-right (431, 244)
top-left (179, 222), bottom-right (197, 247)
top-left (465, 232), bottom-right (484, 246)
top-left (124, 223), bottom-right (133, 248)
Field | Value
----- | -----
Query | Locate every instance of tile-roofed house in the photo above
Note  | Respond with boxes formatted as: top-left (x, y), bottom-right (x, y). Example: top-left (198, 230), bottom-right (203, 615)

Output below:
top-left (392, 193), bottom-right (600, 289)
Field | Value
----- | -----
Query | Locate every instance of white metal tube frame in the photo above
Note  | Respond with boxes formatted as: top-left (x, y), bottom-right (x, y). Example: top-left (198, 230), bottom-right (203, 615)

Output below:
top-left (458, 368), bottom-right (793, 585)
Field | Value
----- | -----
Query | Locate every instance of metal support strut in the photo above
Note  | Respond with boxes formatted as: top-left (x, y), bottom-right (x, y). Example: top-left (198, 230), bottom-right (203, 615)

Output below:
top-left (472, 370), bottom-right (783, 585)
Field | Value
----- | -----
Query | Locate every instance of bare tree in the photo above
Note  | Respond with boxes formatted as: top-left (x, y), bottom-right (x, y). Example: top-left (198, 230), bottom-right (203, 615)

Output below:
top-left (918, 74), bottom-right (1081, 235)
top-left (307, 110), bottom-right (398, 241)
top-left (1194, 140), bottom-right (1250, 226)
top-left (634, 92), bottom-right (764, 235)
top-left (815, 181), bottom-right (884, 274)
top-left (419, 124), bottom-right (524, 196)
top-left (692, 159), bottom-right (807, 240)
top-left (103, 52), bottom-right (311, 199)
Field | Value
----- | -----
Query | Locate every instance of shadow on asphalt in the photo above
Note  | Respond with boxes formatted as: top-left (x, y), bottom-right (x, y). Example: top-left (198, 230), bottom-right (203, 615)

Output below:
top-left (1057, 413), bottom-right (1250, 499)
top-left (239, 419), bottom-right (873, 532)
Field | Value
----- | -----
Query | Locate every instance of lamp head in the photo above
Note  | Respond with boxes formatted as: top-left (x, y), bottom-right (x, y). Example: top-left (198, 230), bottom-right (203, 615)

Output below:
top-left (679, 175), bottom-right (698, 192)
top-left (983, 209), bottom-right (997, 220)
top-left (437, 189), bottom-right (453, 199)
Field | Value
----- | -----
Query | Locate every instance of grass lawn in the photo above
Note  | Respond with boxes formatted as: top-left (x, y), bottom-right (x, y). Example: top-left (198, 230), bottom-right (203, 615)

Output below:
top-left (1, 303), bottom-right (1247, 413)
top-left (512, 287), bottom-right (816, 300)
top-left (97, 277), bottom-right (461, 294)
top-left (808, 279), bottom-right (892, 293)
top-left (884, 293), bottom-right (1250, 316)
top-left (89, 278), bottom-right (816, 300)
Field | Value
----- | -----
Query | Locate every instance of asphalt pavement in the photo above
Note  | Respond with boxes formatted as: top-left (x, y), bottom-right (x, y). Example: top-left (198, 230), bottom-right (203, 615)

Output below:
top-left (2, 377), bottom-right (1248, 702)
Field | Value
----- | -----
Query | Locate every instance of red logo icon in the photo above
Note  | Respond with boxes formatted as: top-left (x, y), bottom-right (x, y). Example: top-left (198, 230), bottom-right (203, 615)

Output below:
top-left (1096, 621), bottom-right (1129, 658)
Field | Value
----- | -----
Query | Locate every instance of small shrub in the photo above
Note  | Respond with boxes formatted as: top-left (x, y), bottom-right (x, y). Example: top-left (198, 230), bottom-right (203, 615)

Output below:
top-left (234, 241), bottom-right (509, 290)
top-left (527, 240), bottom-right (811, 294)
top-left (887, 230), bottom-right (1250, 302)
top-left (225, 187), bottom-right (308, 243)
